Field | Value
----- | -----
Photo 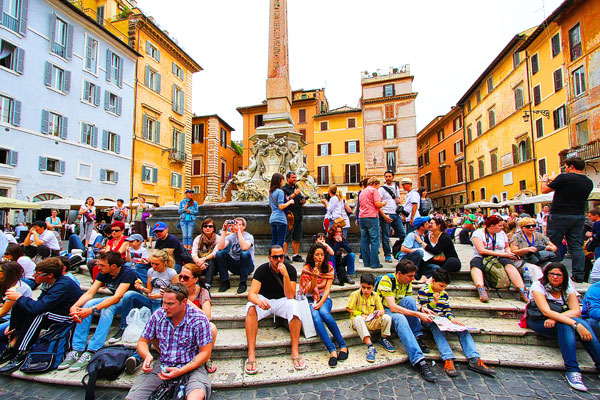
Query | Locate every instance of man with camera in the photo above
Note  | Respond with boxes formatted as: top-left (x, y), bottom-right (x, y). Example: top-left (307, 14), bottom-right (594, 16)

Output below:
top-left (401, 178), bottom-right (421, 233)
top-left (215, 217), bottom-right (255, 294)
top-left (379, 170), bottom-right (406, 263)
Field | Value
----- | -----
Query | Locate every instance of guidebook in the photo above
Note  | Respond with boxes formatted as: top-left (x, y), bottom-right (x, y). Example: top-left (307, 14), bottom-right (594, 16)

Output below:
top-left (432, 316), bottom-right (477, 332)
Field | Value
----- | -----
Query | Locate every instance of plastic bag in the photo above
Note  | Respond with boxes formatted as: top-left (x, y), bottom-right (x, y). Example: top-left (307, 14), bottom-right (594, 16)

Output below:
top-left (295, 292), bottom-right (317, 338)
top-left (122, 307), bottom-right (151, 343)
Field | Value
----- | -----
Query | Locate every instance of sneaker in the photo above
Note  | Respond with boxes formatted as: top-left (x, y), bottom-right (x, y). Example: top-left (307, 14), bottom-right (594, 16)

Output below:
top-left (237, 282), bottom-right (247, 294)
top-left (108, 328), bottom-right (125, 344)
top-left (333, 275), bottom-right (342, 286)
top-left (58, 350), bottom-right (80, 370)
top-left (416, 336), bottom-right (430, 353)
top-left (416, 359), bottom-right (437, 382)
top-left (371, 264), bottom-right (383, 269)
top-left (0, 346), bottom-right (17, 364)
top-left (476, 285), bottom-right (490, 303)
top-left (468, 358), bottom-right (496, 376)
top-left (366, 346), bottom-right (377, 363)
top-left (378, 337), bottom-right (395, 353)
top-left (292, 255), bottom-right (304, 263)
top-left (385, 255), bottom-right (393, 263)
top-left (444, 360), bottom-right (458, 377)
top-left (0, 352), bottom-right (28, 373)
top-left (124, 356), bottom-right (141, 375)
top-left (565, 371), bottom-right (587, 392)
top-left (69, 350), bottom-right (94, 372)
top-left (219, 280), bottom-right (231, 292)
top-left (345, 275), bottom-right (355, 285)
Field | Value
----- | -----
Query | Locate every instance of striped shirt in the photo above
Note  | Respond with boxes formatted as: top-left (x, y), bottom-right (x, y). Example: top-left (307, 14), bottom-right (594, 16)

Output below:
top-left (418, 283), bottom-right (454, 320)
top-left (346, 288), bottom-right (384, 322)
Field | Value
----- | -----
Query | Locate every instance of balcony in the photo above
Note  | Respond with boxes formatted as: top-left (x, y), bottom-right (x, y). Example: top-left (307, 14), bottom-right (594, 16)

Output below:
top-left (559, 140), bottom-right (600, 164)
top-left (169, 148), bottom-right (186, 163)
top-left (2, 13), bottom-right (19, 32)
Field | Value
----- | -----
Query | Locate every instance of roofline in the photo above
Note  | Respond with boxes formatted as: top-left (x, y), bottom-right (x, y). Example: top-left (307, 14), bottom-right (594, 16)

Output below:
top-left (517, 0), bottom-right (575, 52)
top-left (292, 88), bottom-right (324, 93)
top-left (57, 0), bottom-right (141, 58)
top-left (417, 107), bottom-right (462, 139)
top-left (193, 114), bottom-right (235, 131)
top-left (236, 96), bottom-right (321, 115)
top-left (314, 108), bottom-right (361, 118)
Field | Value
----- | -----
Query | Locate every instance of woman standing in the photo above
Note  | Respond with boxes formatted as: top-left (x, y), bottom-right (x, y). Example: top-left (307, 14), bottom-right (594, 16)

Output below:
top-left (178, 189), bottom-right (199, 251)
top-left (418, 187), bottom-right (433, 216)
top-left (132, 197), bottom-right (148, 246)
top-left (300, 243), bottom-right (348, 368)
top-left (421, 217), bottom-right (461, 275)
top-left (78, 197), bottom-right (96, 247)
top-left (191, 218), bottom-right (218, 289)
top-left (321, 185), bottom-right (344, 232)
top-left (269, 173), bottom-right (294, 247)
top-left (45, 209), bottom-right (62, 242)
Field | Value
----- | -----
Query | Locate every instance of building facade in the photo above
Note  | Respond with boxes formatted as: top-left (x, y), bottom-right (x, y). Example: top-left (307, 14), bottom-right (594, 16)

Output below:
top-left (360, 66), bottom-right (418, 182)
top-left (191, 114), bottom-right (242, 203)
top-left (313, 106), bottom-right (364, 199)
top-left (0, 0), bottom-right (137, 204)
top-left (417, 107), bottom-right (467, 214)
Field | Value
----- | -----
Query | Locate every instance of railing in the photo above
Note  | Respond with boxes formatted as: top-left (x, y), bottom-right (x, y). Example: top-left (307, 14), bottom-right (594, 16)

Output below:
top-left (559, 140), bottom-right (600, 164)
top-left (52, 42), bottom-right (66, 58)
top-left (66, 2), bottom-right (128, 41)
top-left (2, 13), bottom-right (19, 32)
top-left (169, 149), bottom-right (186, 163)
top-left (317, 175), bottom-right (363, 186)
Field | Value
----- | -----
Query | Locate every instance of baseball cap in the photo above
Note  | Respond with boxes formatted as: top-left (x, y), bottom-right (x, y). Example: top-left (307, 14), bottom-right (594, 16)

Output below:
top-left (185, 189), bottom-right (194, 193)
top-left (153, 222), bottom-right (168, 231)
top-left (413, 216), bottom-right (430, 229)
top-left (126, 234), bottom-right (144, 242)
top-left (401, 177), bottom-right (412, 184)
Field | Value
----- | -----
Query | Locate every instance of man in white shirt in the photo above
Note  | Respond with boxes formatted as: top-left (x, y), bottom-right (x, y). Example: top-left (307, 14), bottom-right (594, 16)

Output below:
top-left (23, 221), bottom-right (61, 259)
top-left (215, 217), bottom-right (255, 294)
top-left (401, 178), bottom-right (421, 233)
top-left (378, 170), bottom-right (406, 262)
top-left (536, 205), bottom-right (550, 233)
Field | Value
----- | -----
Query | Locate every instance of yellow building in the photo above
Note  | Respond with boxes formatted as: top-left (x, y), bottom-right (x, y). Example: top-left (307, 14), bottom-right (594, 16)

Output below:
top-left (459, 29), bottom-right (539, 209)
top-left (313, 106), bottom-right (364, 199)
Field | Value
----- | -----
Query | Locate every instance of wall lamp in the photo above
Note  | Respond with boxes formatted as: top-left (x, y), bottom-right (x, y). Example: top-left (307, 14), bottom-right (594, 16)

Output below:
top-left (522, 110), bottom-right (550, 123)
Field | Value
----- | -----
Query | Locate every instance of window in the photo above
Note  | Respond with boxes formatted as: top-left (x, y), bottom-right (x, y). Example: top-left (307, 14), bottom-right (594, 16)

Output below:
top-left (514, 86), bottom-right (524, 110)
top-left (84, 35), bottom-right (98, 73)
top-left (488, 108), bottom-right (495, 129)
top-left (102, 130), bottom-right (121, 153)
top-left (104, 91), bottom-right (122, 115)
top-left (384, 124), bottom-right (395, 139)
top-left (50, 15), bottom-right (72, 59)
top-left (96, 5), bottom-right (104, 25)
top-left (347, 118), bottom-right (356, 128)
top-left (419, 176), bottom-right (425, 187)
top-left (107, 51), bottom-right (123, 87)
top-left (82, 80), bottom-right (100, 106)
top-left (553, 105), bottom-right (566, 129)
top-left (480, 188), bottom-right (486, 200)
top-left (468, 163), bottom-right (474, 181)
top-left (384, 104), bottom-right (394, 119)
top-left (569, 23), bottom-right (582, 61)
top-left (345, 140), bottom-right (359, 154)
top-left (533, 85), bottom-right (541, 105)
top-left (438, 150), bottom-right (446, 163)
top-left (192, 123), bottom-right (204, 144)
top-left (38, 156), bottom-right (64, 174)
top-left (513, 51), bottom-right (521, 68)
top-left (457, 161), bottom-right (464, 183)
top-left (44, 62), bottom-right (70, 93)
top-left (80, 122), bottom-right (97, 146)
top-left (453, 116), bottom-right (462, 131)
top-left (172, 128), bottom-right (185, 161)
top-left (535, 118), bottom-right (544, 138)
top-left (318, 143), bottom-right (331, 156)
top-left (320, 121), bottom-right (328, 131)
top-left (298, 109), bottom-right (306, 124)
top-left (418, 155), bottom-right (424, 168)
top-left (145, 40), bottom-right (160, 61)
top-left (170, 172), bottom-right (182, 188)
top-left (426, 174), bottom-right (431, 191)
top-left (553, 69), bottom-right (563, 92)
top-left (490, 152), bottom-right (498, 173)
top-left (514, 138), bottom-right (531, 163)
top-left (531, 53), bottom-right (539, 75)
top-left (476, 120), bottom-right (482, 136)
top-left (144, 66), bottom-right (161, 92)
top-left (386, 150), bottom-right (396, 172)
top-left (172, 62), bottom-right (184, 80)
top-left (192, 158), bottom-right (202, 176)
top-left (437, 129), bottom-right (444, 142)
top-left (466, 100), bottom-right (471, 113)
top-left (424, 150), bottom-right (430, 165)
top-left (100, 168), bottom-right (118, 183)
top-left (467, 126), bottom-right (472, 143)
top-left (0, 94), bottom-right (20, 126)
top-left (519, 180), bottom-right (527, 191)
top-left (41, 110), bottom-right (67, 139)
top-left (478, 158), bottom-right (485, 178)
top-left (142, 114), bottom-right (160, 143)
top-left (345, 163), bottom-right (360, 184)
top-left (193, 186), bottom-right (200, 194)
top-left (576, 120), bottom-right (590, 145)
top-left (2, 0), bottom-right (27, 34)
top-left (299, 129), bottom-right (306, 141)
top-left (383, 84), bottom-right (395, 97)
top-left (487, 77), bottom-right (493, 93)
top-left (476, 90), bottom-right (481, 103)
top-left (317, 166), bottom-right (329, 185)
top-left (440, 169), bottom-right (446, 187)
top-left (454, 139), bottom-right (463, 155)
top-left (172, 85), bottom-right (184, 114)
top-left (0, 39), bottom-right (23, 74)
top-left (141, 165), bottom-right (158, 183)
top-left (573, 66), bottom-right (586, 96)
top-left (538, 158), bottom-right (547, 177)
top-left (551, 33), bottom-right (561, 57)
top-left (0, 148), bottom-right (17, 166)
top-left (220, 128), bottom-right (227, 148)
top-left (254, 115), bottom-right (263, 128)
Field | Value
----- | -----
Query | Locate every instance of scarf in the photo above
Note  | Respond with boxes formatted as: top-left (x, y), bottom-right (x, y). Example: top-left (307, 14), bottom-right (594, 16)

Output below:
top-left (197, 233), bottom-right (216, 257)
top-left (544, 282), bottom-right (565, 296)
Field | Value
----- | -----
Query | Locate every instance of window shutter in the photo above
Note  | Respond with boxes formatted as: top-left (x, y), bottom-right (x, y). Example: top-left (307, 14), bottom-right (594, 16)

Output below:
top-left (156, 49), bottom-right (161, 62)
top-left (80, 123), bottom-right (86, 143)
top-left (525, 138), bottom-right (532, 161)
top-left (154, 121), bottom-right (161, 143)
top-left (94, 85), bottom-right (101, 106)
top-left (180, 69), bottom-right (184, 80)
top-left (172, 62), bottom-right (176, 74)
top-left (85, 37), bottom-right (92, 70)
top-left (145, 40), bottom-right (151, 55)
top-left (19, 0), bottom-right (28, 36)
top-left (141, 166), bottom-right (147, 181)
top-left (83, 81), bottom-right (90, 101)
top-left (102, 130), bottom-right (108, 150)
top-left (512, 144), bottom-right (519, 164)
top-left (38, 156), bottom-right (47, 171)
top-left (144, 65), bottom-right (150, 86)
top-left (106, 49), bottom-right (112, 81)
top-left (554, 70), bottom-right (563, 91)
top-left (345, 164), bottom-right (348, 183)
top-left (15, 47), bottom-right (24, 74)
top-left (100, 168), bottom-right (106, 181)
top-left (393, 125), bottom-right (397, 138)
top-left (178, 174), bottom-right (182, 188)
top-left (116, 96), bottom-right (122, 116)
top-left (117, 57), bottom-right (123, 87)
top-left (115, 134), bottom-right (121, 154)
top-left (382, 125), bottom-right (386, 139)
top-left (180, 90), bottom-right (184, 113)
top-left (11, 100), bottom-right (21, 126)
top-left (172, 85), bottom-right (177, 112)
top-left (49, 13), bottom-right (56, 47)
top-left (142, 115), bottom-right (149, 139)
top-left (60, 116), bottom-right (68, 139)
top-left (179, 131), bottom-right (185, 153)
top-left (65, 23), bottom-right (73, 59)
top-left (91, 126), bottom-right (98, 147)
top-left (317, 167), bottom-right (322, 184)
top-left (155, 72), bottom-right (161, 92)
top-left (41, 110), bottom-right (49, 134)
top-left (152, 168), bottom-right (158, 183)
top-left (63, 70), bottom-right (71, 93)
top-left (8, 150), bottom-right (17, 166)
top-left (104, 90), bottom-right (110, 110)
top-left (345, 141), bottom-right (348, 153)
top-left (317, 145), bottom-right (321, 156)
top-left (44, 62), bottom-right (52, 86)
top-left (114, 171), bottom-right (119, 183)
top-left (58, 160), bottom-right (65, 174)
top-left (170, 173), bottom-right (175, 187)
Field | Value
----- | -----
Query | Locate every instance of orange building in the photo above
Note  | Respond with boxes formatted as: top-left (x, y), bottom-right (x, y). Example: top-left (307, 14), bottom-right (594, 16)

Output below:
top-left (417, 107), bottom-right (467, 214)
top-left (191, 115), bottom-right (242, 203)
top-left (237, 88), bottom-right (329, 175)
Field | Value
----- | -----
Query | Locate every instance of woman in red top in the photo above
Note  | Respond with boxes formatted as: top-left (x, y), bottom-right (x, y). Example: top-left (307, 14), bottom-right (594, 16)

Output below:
top-left (180, 263), bottom-right (218, 373)
top-left (105, 221), bottom-right (129, 259)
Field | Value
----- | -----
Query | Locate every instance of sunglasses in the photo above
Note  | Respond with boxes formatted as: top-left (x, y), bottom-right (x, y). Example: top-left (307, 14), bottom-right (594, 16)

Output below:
top-left (34, 272), bottom-right (49, 277)
top-left (111, 229), bottom-right (122, 232)
top-left (524, 225), bottom-right (536, 229)
top-left (270, 254), bottom-right (285, 259)
top-left (178, 274), bottom-right (193, 282)
top-left (202, 225), bottom-right (214, 228)
top-left (170, 284), bottom-right (186, 296)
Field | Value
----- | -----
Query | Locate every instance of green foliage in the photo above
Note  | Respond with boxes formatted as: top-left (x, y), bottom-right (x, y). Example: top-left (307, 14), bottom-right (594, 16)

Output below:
top-left (230, 140), bottom-right (243, 155)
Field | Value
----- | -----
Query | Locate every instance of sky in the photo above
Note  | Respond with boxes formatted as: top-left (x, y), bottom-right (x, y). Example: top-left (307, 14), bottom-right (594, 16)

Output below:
top-left (136, 0), bottom-right (565, 140)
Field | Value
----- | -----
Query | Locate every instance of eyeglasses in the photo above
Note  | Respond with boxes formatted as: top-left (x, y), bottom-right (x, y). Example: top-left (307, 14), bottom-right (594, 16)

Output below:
top-left (524, 225), bottom-right (536, 229)
top-left (548, 272), bottom-right (563, 278)
top-left (33, 272), bottom-right (49, 277)
top-left (270, 254), bottom-right (285, 259)
top-left (178, 274), bottom-right (192, 282)
top-left (202, 225), bottom-right (214, 228)
top-left (111, 229), bottom-right (122, 232)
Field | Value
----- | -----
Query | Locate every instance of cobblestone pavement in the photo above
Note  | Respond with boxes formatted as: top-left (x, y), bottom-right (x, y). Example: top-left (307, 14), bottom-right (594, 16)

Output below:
top-left (1, 364), bottom-right (599, 400)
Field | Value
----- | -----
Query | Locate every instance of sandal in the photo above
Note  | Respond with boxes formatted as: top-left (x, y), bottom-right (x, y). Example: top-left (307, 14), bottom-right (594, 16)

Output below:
top-left (292, 356), bottom-right (306, 371)
top-left (244, 359), bottom-right (258, 375)
top-left (205, 359), bottom-right (217, 373)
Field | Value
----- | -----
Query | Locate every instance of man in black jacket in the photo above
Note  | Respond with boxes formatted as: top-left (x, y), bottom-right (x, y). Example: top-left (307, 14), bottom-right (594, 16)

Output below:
top-left (0, 257), bottom-right (82, 372)
top-left (153, 222), bottom-right (192, 273)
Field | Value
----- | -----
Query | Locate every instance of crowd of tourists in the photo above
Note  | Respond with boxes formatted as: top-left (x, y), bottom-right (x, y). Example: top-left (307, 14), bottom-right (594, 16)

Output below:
top-left (0, 157), bottom-right (600, 397)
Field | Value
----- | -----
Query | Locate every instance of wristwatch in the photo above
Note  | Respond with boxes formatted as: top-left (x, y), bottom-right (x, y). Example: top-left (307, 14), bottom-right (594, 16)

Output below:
top-left (92, 306), bottom-right (98, 314)
top-left (572, 321), bottom-right (579, 329)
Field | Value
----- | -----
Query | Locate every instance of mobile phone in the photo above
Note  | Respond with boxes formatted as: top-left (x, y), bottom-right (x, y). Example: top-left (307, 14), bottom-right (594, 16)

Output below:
top-left (160, 364), bottom-right (167, 373)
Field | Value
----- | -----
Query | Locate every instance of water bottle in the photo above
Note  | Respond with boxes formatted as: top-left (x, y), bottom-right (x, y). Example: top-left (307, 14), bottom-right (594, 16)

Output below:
top-left (523, 266), bottom-right (532, 290)
top-left (175, 383), bottom-right (186, 399)
top-left (87, 246), bottom-right (95, 262)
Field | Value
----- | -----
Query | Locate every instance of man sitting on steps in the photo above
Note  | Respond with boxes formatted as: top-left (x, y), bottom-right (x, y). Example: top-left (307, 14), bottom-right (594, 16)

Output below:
top-left (215, 217), bottom-right (255, 294)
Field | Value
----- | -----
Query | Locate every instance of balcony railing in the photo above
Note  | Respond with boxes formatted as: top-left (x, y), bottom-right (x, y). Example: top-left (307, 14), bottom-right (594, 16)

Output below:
top-left (559, 140), bottom-right (600, 164)
top-left (2, 13), bottom-right (19, 32)
top-left (169, 149), bottom-right (186, 163)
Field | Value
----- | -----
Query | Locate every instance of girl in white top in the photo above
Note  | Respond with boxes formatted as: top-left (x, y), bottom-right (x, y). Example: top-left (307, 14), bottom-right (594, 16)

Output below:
top-left (78, 197), bottom-right (96, 246)
top-left (3, 244), bottom-right (35, 286)
top-left (321, 185), bottom-right (344, 230)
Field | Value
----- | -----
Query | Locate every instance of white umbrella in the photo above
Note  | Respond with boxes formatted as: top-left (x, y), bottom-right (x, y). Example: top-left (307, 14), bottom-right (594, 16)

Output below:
top-left (95, 199), bottom-right (117, 208)
top-left (0, 196), bottom-right (41, 210)
top-left (37, 196), bottom-right (84, 210)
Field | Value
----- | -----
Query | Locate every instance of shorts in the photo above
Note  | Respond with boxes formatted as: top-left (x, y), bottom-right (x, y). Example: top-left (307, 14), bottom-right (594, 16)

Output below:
top-left (470, 256), bottom-right (514, 271)
top-left (245, 294), bottom-right (300, 323)
top-left (285, 217), bottom-right (303, 243)
top-left (126, 361), bottom-right (211, 400)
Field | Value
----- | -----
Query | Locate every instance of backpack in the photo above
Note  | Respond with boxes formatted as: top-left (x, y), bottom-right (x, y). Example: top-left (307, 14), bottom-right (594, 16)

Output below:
top-left (374, 273), bottom-right (397, 293)
top-left (392, 239), bottom-right (403, 259)
top-left (19, 322), bottom-right (76, 373)
top-left (482, 256), bottom-right (511, 291)
top-left (82, 345), bottom-right (135, 400)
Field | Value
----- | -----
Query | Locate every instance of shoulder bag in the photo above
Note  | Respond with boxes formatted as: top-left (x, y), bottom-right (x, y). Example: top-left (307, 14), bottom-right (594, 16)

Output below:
top-left (526, 291), bottom-right (568, 320)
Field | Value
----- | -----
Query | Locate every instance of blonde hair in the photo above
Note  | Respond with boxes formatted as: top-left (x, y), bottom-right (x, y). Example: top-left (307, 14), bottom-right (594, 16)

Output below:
top-left (517, 217), bottom-right (536, 229)
top-left (367, 177), bottom-right (380, 186)
top-left (149, 249), bottom-right (174, 269)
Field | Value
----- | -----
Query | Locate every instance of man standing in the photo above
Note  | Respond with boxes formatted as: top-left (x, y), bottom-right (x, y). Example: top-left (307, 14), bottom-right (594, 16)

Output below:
top-left (125, 286), bottom-right (212, 400)
top-left (23, 221), bottom-right (61, 259)
top-left (215, 217), bottom-right (255, 294)
top-left (153, 222), bottom-right (192, 273)
top-left (401, 178), bottom-right (420, 233)
top-left (379, 170), bottom-right (407, 263)
top-left (108, 199), bottom-right (128, 224)
top-left (282, 171), bottom-right (306, 262)
top-left (542, 157), bottom-right (593, 282)
top-left (244, 245), bottom-right (303, 374)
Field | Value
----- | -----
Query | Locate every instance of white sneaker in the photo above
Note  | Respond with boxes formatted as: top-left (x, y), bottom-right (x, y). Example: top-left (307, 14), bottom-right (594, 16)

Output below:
top-left (565, 372), bottom-right (588, 392)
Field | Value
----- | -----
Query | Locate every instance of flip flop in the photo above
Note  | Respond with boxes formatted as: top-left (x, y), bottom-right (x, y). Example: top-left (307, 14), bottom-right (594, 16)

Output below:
top-left (292, 356), bottom-right (306, 371)
top-left (244, 359), bottom-right (258, 375)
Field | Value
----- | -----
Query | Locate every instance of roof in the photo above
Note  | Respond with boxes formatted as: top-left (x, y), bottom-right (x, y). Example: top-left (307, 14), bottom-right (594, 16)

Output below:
top-left (193, 114), bottom-right (235, 131)
top-left (517, 0), bottom-right (575, 51)
top-left (314, 105), bottom-right (361, 118)
top-left (236, 96), bottom-right (320, 115)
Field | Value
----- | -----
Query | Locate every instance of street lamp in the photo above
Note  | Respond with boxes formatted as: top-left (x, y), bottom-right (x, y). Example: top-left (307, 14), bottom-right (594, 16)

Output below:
top-left (522, 110), bottom-right (550, 123)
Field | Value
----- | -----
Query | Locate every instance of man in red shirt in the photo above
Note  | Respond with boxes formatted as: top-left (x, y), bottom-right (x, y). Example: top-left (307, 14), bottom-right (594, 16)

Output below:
top-left (358, 177), bottom-right (386, 269)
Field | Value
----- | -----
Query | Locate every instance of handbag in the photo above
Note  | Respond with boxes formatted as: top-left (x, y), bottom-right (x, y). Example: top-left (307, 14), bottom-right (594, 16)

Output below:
top-left (333, 217), bottom-right (346, 228)
top-left (149, 373), bottom-right (189, 400)
top-left (296, 291), bottom-right (317, 338)
top-left (270, 193), bottom-right (294, 231)
top-left (526, 292), bottom-right (568, 320)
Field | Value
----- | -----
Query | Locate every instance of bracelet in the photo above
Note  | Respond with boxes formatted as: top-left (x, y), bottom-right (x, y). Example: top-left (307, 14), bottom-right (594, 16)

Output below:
top-left (573, 321), bottom-right (579, 329)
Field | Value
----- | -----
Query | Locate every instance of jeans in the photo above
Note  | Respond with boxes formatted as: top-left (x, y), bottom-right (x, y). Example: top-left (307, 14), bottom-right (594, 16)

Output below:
top-left (422, 321), bottom-right (479, 360)
top-left (180, 220), bottom-right (195, 246)
top-left (330, 253), bottom-right (355, 276)
top-left (270, 222), bottom-right (288, 247)
top-left (359, 217), bottom-right (380, 268)
top-left (547, 214), bottom-right (585, 281)
top-left (72, 297), bottom-right (123, 352)
top-left (380, 213), bottom-right (406, 257)
top-left (308, 297), bottom-right (347, 353)
top-left (215, 250), bottom-right (254, 282)
top-left (404, 249), bottom-right (440, 279)
top-left (384, 296), bottom-right (425, 365)
top-left (527, 317), bottom-right (600, 372)
top-left (120, 291), bottom-right (161, 329)
top-left (586, 318), bottom-right (600, 339)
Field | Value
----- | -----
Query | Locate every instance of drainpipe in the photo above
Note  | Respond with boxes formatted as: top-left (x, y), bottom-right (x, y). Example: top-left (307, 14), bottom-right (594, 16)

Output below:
top-left (461, 103), bottom-right (469, 211)
top-left (524, 50), bottom-right (539, 198)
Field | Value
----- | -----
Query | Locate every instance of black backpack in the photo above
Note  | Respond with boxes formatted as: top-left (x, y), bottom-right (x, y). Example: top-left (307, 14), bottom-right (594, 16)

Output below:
top-left (19, 322), bottom-right (76, 373)
top-left (82, 345), bottom-right (135, 400)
